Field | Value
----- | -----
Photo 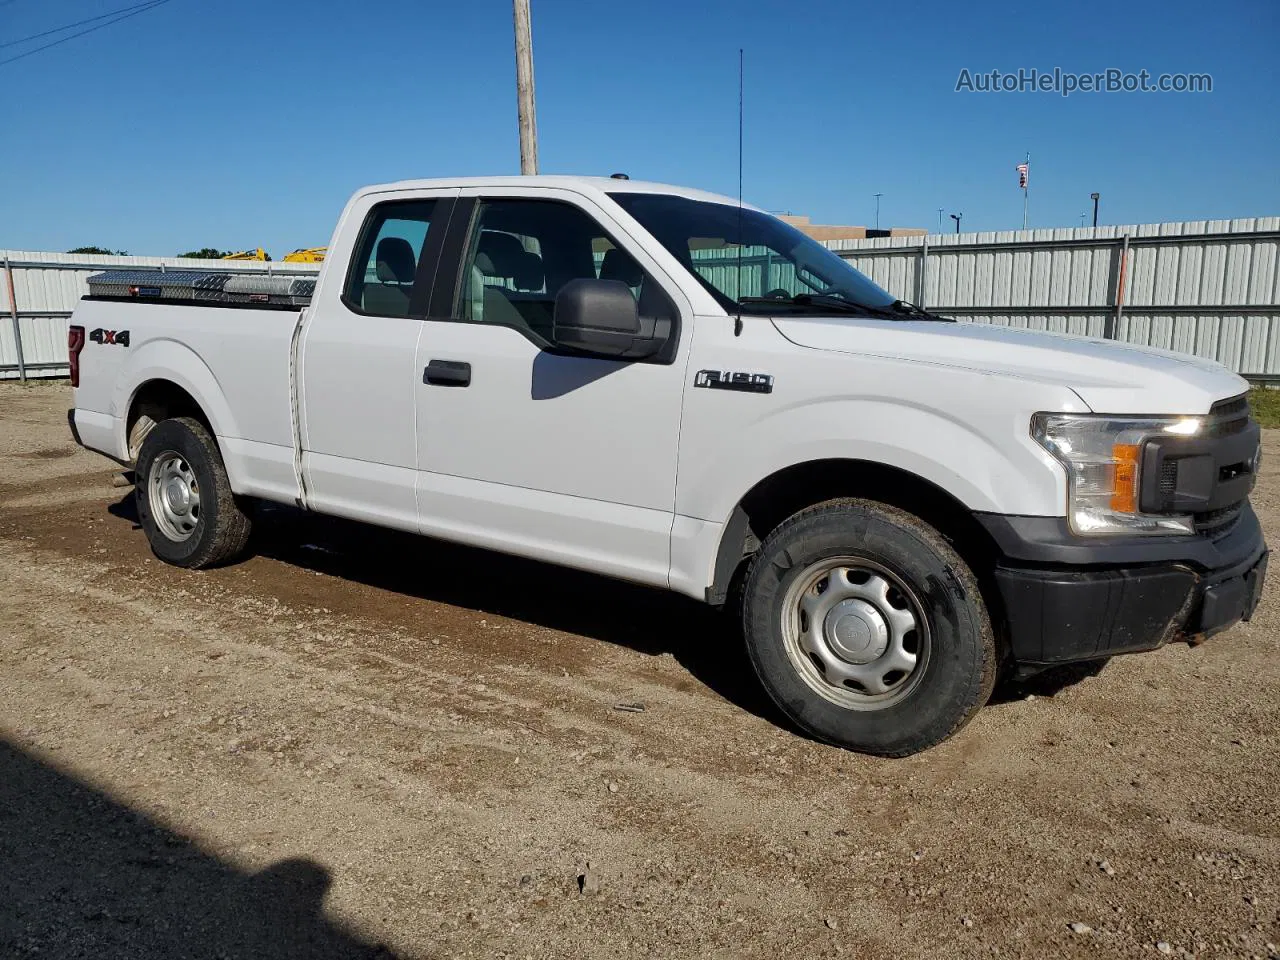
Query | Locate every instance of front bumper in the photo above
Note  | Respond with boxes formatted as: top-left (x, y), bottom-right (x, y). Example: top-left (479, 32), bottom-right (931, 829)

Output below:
top-left (978, 505), bottom-right (1267, 668)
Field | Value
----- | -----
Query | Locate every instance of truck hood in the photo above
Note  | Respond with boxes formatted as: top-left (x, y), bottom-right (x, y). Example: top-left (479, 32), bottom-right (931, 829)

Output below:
top-left (771, 316), bottom-right (1248, 414)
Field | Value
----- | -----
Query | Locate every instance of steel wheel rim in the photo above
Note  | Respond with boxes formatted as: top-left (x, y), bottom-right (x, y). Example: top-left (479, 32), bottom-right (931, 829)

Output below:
top-left (780, 556), bottom-right (930, 711)
top-left (147, 451), bottom-right (201, 542)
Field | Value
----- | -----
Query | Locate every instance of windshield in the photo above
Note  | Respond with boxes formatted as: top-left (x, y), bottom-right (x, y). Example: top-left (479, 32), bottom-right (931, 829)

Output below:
top-left (609, 192), bottom-right (896, 314)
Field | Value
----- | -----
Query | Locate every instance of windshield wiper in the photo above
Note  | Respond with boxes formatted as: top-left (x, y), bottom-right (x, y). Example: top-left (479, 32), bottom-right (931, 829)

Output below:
top-left (888, 299), bottom-right (954, 323)
top-left (739, 293), bottom-right (889, 315)
top-left (738, 293), bottom-right (917, 320)
top-left (738, 293), bottom-right (954, 322)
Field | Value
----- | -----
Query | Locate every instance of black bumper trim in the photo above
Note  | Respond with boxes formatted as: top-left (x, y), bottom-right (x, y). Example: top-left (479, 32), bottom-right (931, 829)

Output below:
top-left (984, 507), bottom-right (1267, 667)
top-left (996, 565), bottom-right (1197, 663)
top-left (975, 504), bottom-right (1262, 571)
top-left (67, 408), bottom-right (83, 448)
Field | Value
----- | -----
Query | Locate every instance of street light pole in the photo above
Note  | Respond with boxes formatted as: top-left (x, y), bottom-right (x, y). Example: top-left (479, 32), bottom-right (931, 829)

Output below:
top-left (937, 208), bottom-right (944, 234)
top-left (1090, 192), bottom-right (1100, 227)
top-left (874, 193), bottom-right (883, 231)
top-left (513, 0), bottom-right (539, 175)
top-left (950, 213), bottom-right (962, 234)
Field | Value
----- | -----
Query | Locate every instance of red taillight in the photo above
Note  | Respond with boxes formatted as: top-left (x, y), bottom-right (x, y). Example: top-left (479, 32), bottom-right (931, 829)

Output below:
top-left (68, 325), bottom-right (85, 388)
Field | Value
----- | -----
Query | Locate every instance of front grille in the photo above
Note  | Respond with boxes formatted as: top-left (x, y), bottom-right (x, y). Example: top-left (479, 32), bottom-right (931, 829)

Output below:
top-left (1207, 393), bottom-right (1251, 437)
top-left (1188, 394), bottom-right (1255, 538)
top-left (1195, 504), bottom-right (1243, 539)
top-left (1210, 394), bottom-right (1249, 419)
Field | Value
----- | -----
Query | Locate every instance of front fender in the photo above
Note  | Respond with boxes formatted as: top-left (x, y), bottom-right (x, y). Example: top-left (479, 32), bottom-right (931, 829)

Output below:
top-left (676, 395), bottom-right (1069, 526)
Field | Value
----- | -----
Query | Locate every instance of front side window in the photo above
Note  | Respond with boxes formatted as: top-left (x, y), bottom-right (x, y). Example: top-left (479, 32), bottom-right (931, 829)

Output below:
top-left (345, 199), bottom-right (436, 317)
top-left (457, 199), bottom-right (665, 342)
top-left (610, 192), bottom-right (895, 315)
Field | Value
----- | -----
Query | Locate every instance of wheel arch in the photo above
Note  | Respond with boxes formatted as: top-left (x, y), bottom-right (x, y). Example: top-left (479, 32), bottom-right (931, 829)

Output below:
top-left (706, 458), bottom-right (1006, 641)
top-left (125, 379), bottom-right (215, 461)
top-left (115, 340), bottom-right (238, 464)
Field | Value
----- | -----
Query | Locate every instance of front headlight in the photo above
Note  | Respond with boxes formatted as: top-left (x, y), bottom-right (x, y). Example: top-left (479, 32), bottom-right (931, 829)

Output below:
top-left (1032, 413), bottom-right (1204, 536)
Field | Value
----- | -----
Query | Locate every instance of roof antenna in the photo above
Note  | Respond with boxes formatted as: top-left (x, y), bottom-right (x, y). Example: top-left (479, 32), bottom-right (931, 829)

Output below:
top-left (735, 48), bottom-right (744, 337)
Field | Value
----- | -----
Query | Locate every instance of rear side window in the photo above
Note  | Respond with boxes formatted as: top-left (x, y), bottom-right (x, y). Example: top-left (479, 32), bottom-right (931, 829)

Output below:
top-left (344, 200), bottom-right (437, 317)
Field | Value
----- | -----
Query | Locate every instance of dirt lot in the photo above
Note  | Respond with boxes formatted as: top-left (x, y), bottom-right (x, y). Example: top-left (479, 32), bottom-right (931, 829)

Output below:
top-left (1, 380), bottom-right (1277, 960)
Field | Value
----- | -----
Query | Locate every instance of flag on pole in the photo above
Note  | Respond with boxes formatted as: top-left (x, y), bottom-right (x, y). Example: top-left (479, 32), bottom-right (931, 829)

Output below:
top-left (1016, 162), bottom-right (1029, 189)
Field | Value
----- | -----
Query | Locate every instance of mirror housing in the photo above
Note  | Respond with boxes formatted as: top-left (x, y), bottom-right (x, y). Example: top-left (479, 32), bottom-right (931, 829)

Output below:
top-left (552, 278), bottom-right (663, 359)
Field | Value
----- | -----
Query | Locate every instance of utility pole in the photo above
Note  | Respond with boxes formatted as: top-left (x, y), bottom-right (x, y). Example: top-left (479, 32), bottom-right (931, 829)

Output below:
top-left (874, 193), bottom-right (883, 230)
top-left (513, 0), bottom-right (539, 175)
top-left (950, 213), bottom-right (962, 234)
top-left (937, 208), bottom-right (944, 233)
top-left (1090, 192), bottom-right (1100, 227)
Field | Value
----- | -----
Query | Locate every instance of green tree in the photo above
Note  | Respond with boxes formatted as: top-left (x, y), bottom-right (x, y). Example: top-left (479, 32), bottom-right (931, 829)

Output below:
top-left (178, 248), bottom-right (233, 259)
top-left (68, 246), bottom-right (128, 256)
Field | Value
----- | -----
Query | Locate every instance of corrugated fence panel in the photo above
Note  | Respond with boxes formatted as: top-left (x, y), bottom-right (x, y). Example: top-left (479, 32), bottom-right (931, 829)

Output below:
top-left (825, 218), bottom-right (1280, 374)
top-left (1, 250), bottom-right (320, 379)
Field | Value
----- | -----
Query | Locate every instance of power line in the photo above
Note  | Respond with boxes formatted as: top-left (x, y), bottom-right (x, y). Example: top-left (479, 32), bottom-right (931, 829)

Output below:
top-left (1, 0), bottom-right (168, 49)
top-left (0, 0), bottom-right (172, 68)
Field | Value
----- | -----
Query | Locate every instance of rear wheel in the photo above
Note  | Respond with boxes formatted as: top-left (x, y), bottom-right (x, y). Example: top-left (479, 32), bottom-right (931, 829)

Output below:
top-left (741, 498), bottom-right (995, 756)
top-left (135, 417), bottom-right (252, 568)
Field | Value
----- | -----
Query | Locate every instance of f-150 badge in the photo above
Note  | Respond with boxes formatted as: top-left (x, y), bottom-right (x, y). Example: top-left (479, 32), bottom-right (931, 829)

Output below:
top-left (694, 369), bottom-right (773, 394)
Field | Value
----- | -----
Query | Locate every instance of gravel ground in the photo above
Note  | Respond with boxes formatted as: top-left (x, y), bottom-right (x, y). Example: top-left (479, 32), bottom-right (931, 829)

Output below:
top-left (1, 380), bottom-right (1277, 960)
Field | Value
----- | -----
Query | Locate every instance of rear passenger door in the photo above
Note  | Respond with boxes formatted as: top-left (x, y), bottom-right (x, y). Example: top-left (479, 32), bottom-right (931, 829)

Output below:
top-left (299, 188), bottom-right (458, 531)
top-left (413, 188), bottom-right (693, 588)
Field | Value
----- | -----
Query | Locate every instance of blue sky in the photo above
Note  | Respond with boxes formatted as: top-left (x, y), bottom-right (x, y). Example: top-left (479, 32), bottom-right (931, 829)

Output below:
top-left (1, 0), bottom-right (1276, 256)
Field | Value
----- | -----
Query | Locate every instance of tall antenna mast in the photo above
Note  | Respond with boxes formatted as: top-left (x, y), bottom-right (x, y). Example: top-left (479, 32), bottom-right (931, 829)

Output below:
top-left (735, 48), bottom-right (744, 336)
top-left (1022, 151), bottom-right (1030, 230)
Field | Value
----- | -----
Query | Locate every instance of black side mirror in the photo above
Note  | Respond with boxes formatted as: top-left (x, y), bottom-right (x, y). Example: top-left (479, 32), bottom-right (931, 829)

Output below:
top-left (552, 278), bottom-right (662, 359)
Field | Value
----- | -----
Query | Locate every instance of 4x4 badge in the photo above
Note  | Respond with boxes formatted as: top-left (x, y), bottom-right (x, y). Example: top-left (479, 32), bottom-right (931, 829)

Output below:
top-left (89, 328), bottom-right (130, 347)
top-left (695, 369), bottom-right (773, 394)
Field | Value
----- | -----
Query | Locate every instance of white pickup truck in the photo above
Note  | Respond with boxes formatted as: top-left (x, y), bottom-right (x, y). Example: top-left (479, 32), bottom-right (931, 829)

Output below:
top-left (68, 175), bottom-right (1267, 755)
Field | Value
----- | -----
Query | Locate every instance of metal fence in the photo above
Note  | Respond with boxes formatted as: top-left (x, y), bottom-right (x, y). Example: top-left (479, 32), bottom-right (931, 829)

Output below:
top-left (826, 217), bottom-right (1280, 375)
top-left (4, 217), bottom-right (1279, 379)
top-left (1, 250), bottom-right (320, 380)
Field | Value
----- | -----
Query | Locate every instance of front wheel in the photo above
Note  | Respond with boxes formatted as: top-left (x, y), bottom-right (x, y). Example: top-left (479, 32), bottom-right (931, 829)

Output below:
top-left (135, 417), bottom-right (252, 569)
top-left (741, 498), bottom-right (995, 756)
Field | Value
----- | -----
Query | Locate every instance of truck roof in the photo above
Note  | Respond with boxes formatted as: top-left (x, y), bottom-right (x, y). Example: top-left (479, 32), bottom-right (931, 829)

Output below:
top-left (357, 175), bottom-right (765, 212)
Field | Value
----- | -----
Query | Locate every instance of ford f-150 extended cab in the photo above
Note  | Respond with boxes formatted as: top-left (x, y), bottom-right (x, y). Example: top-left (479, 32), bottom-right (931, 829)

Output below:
top-left (67, 176), bottom-right (1268, 756)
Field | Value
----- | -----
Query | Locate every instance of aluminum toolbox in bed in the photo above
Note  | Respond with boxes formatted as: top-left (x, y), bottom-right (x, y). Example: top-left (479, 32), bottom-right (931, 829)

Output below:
top-left (222, 274), bottom-right (316, 306)
top-left (86, 270), bottom-right (314, 307)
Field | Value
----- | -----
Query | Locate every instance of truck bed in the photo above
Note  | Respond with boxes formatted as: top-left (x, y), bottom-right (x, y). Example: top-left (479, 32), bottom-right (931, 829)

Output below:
top-left (69, 287), bottom-right (303, 506)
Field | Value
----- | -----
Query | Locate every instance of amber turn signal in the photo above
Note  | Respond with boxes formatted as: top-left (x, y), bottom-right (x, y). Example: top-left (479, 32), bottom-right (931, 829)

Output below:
top-left (1110, 443), bottom-right (1140, 513)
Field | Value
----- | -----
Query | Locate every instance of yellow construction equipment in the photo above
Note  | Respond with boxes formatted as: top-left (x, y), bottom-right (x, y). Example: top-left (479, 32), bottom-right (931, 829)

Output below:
top-left (218, 247), bottom-right (325, 263)
top-left (282, 247), bottom-right (327, 263)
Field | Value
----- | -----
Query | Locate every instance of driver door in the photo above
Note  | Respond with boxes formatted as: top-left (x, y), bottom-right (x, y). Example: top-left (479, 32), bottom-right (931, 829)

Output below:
top-left (413, 188), bottom-right (694, 587)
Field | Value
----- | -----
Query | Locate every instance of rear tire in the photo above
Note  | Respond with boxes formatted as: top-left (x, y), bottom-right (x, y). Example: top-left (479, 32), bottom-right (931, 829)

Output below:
top-left (741, 498), bottom-right (995, 757)
top-left (135, 417), bottom-right (252, 569)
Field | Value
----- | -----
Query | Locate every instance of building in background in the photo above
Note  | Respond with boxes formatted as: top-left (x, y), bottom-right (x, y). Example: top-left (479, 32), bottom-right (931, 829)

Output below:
top-left (778, 214), bottom-right (926, 241)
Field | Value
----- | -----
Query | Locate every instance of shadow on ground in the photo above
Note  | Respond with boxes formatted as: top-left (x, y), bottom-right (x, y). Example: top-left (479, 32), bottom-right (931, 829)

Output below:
top-left (108, 494), bottom-right (1085, 734)
top-left (109, 495), bottom-right (782, 727)
top-left (988, 657), bottom-right (1111, 704)
top-left (0, 739), bottom-right (396, 959)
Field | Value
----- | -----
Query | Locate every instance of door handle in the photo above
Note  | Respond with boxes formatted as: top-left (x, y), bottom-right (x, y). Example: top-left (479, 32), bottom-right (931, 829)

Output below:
top-left (424, 359), bottom-right (471, 387)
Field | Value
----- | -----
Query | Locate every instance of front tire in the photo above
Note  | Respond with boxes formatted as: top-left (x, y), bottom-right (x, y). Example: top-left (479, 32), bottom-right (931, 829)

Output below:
top-left (135, 417), bottom-right (252, 569)
top-left (741, 498), bottom-right (995, 757)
